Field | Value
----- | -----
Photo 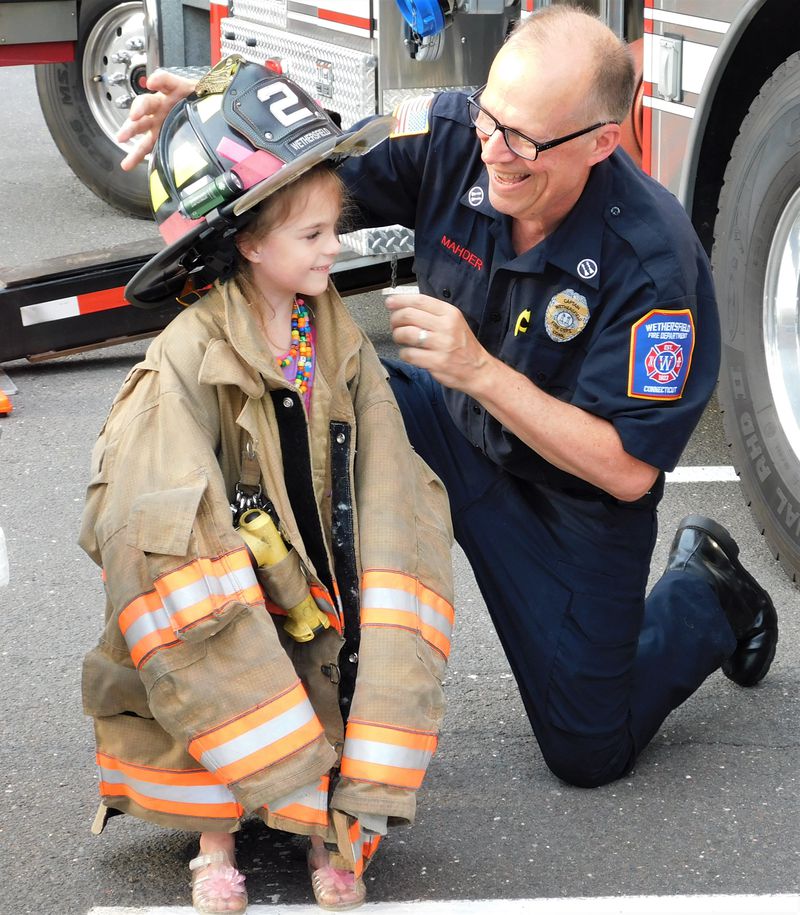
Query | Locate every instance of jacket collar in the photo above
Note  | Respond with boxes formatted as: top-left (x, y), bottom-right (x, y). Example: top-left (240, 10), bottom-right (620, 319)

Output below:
top-left (196, 278), bottom-right (362, 396)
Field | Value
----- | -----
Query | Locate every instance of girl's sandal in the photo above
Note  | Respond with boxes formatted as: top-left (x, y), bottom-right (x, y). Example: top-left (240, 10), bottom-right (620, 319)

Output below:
top-left (307, 841), bottom-right (367, 911)
top-left (189, 850), bottom-right (248, 915)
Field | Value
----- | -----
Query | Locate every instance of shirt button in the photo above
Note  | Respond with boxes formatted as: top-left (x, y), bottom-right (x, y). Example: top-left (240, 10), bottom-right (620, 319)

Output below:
top-left (536, 372), bottom-right (547, 382)
top-left (490, 312), bottom-right (501, 323)
top-left (348, 652), bottom-right (359, 663)
top-left (610, 205), bottom-right (621, 216)
top-left (472, 404), bottom-right (481, 413)
top-left (442, 288), bottom-right (452, 299)
top-left (282, 396), bottom-right (294, 408)
top-left (336, 432), bottom-right (346, 444)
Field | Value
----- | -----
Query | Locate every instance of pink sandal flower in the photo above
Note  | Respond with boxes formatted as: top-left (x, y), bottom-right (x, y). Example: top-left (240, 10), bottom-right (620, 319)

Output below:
top-left (189, 850), bottom-right (248, 914)
top-left (307, 841), bottom-right (367, 911)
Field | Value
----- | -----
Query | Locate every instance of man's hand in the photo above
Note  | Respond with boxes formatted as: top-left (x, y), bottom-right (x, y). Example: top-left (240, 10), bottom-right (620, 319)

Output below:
top-left (387, 292), bottom-right (659, 501)
top-left (386, 293), bottom-right (491, 394)
top-left (117, 70), bottom-right (197, 171)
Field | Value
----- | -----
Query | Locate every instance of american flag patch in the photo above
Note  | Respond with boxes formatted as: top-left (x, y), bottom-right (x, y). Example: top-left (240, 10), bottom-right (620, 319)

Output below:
top-left (390, 94), bottom-right (434, 138)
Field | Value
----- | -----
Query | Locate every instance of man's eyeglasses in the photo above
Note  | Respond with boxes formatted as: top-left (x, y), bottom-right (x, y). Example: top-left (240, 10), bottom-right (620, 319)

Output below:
top-left (466, 86), bottom-right (617, 162)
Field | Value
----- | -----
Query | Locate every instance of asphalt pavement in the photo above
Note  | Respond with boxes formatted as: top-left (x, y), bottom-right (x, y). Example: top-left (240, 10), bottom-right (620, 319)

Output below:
top-left (1, 65), bottom-right (798, 915)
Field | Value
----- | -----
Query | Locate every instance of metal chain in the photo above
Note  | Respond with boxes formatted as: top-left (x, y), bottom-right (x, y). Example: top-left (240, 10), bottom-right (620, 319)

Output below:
top-left (230, 483), bottom-right (269, 525)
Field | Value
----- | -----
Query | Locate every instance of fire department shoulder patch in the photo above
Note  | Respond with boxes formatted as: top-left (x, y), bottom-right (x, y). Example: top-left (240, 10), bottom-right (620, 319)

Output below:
top-left (390, 94), bottom-right (434, 138)
top-left (628, 308), bottom-right (695, 400)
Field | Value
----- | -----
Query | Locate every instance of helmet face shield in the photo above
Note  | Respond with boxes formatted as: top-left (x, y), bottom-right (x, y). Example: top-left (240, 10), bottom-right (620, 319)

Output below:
top-left (126, 55), bottom-right (395, 309)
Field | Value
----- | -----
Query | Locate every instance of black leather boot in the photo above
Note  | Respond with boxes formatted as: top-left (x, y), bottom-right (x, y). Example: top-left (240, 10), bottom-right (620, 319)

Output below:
top-left (666, 515), bottom-right (778, 687)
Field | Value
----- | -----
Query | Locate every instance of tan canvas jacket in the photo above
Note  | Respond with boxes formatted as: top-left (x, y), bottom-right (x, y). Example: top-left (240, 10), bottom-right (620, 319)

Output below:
top-left (80, 278), bottom-right (454, 858)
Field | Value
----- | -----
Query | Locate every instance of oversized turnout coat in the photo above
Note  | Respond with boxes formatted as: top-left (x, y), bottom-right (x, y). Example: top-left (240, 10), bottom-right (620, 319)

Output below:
top-left (80, 278), bottom-right (454, 869)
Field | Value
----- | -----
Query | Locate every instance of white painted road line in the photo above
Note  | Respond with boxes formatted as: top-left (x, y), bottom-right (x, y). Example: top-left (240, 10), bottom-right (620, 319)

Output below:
top-left (88, 896), bottom-right (800, 914)
top-left (666, 465), bottom-right (739, 483)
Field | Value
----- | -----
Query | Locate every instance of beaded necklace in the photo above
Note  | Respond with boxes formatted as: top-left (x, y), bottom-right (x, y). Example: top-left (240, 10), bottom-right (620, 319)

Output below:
top-left (277, 297), bottom-right (313, 397)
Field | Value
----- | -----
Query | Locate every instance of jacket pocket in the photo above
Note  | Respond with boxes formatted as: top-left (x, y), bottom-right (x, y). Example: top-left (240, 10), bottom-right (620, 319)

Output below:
top-left (82, 642), bottom-right (153, 719)
top-left (124, 472), bottom-right (256, 645)
top-left (79, 440), bottom-right (118, 561)
top-left (256, 548), bottom-right (311, 612)
top-left (127, 474), bottom-right (207, 556)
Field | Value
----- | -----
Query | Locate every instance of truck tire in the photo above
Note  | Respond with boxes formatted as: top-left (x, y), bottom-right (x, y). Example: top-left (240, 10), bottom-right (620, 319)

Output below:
top-left (713, 52), bottom-right (800, 582)
top-left (34, 0), bottom-right (150, 217)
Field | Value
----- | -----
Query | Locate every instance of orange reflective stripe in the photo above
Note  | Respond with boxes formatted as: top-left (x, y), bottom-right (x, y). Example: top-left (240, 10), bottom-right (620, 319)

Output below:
top-left (96, 752), bottom-right (242, 820)
top-left (188, 681), bottom-right (325, 785)
top-left (345, 819), bottom-right (383, 878)
top-left (361, 569), bottom-right (454, 659)
top-left (310, 584), bottom-right (342, 633)
top-left (267, 586), bottom-right (341, 633)
top-left (264, 775), bottom-right (330, 827)
top-left (363, 570), bottom-right (454, 624)
top-left (159, 546), bottom-right (251, 592)
top-left (119, 590), bottom-right (178, 668)
top-left (340, 720), bottom-right (437, 790)
top-left (208, 718), bottom-right (324, 785)
top-left (341, 759), bottom-right (423, 789)
top-left (130, 628), bottom-right (180, 668)
top-left (155, 548), bottom-right (262, 632)
top-left (119, 588), bottom-right (165, 633)
top-left (346, 721), bottom-right (437, 753)
top-left (119, 548), bottom-right (264, 668)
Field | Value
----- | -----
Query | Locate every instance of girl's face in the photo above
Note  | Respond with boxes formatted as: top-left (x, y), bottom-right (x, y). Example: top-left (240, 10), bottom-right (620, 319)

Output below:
top-left (238, 179), bottom-right (342, 306)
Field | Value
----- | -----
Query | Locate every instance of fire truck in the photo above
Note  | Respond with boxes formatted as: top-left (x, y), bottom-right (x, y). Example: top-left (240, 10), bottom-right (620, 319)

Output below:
top-left (2, 0), bottom-right (800, 582)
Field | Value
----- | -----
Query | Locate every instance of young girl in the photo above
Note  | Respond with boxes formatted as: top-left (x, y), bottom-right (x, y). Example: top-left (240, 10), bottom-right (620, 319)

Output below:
top-left (80, 60), bottom-right (454, 914)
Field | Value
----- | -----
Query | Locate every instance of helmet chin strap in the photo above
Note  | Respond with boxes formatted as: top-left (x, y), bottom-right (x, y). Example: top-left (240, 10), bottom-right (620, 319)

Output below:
top-left (191, 244), bottom-right (238, 288)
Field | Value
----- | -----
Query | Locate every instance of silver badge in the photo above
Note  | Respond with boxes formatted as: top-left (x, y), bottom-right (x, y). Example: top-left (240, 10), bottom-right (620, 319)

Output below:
top-left (545, 289), bottom-right (590, 343)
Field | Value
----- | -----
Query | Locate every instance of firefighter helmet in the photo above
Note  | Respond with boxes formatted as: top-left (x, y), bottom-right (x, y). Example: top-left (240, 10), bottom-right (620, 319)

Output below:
top-left (125, 55), bottom-right (394, 308)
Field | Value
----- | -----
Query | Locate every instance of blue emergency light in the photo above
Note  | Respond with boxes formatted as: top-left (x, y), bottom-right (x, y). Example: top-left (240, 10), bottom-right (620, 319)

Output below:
top-left (394, 0), bottom-right (446, 37)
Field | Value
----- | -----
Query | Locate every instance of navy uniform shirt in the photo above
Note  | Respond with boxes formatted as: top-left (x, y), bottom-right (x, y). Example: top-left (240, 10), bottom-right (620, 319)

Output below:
top-left (339, 92), bottom-right (720, 497)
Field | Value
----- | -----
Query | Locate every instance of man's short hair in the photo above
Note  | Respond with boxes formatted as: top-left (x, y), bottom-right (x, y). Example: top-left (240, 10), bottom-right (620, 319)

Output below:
top-left (506, 4), bottom-right (636, 125)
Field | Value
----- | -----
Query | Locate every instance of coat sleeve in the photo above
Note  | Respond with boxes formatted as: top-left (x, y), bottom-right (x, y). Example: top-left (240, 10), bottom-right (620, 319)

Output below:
top-left (80, 350), bottom-right (337, 814)
top-left (330, 337), bottom-right (455, 826)
top-left (337, 94), bottom-right (442, 231)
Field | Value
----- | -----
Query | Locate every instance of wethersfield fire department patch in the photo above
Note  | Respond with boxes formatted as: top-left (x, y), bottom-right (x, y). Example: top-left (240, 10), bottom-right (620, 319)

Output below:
top-left (628, 308), bottom-right (695, 400)
top-left (544, 289), bottom-right (590, 342)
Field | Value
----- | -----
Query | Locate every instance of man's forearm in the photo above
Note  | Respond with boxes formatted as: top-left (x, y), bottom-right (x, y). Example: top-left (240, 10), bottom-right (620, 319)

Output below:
top-left (469, 355), bottom-right (660, 501)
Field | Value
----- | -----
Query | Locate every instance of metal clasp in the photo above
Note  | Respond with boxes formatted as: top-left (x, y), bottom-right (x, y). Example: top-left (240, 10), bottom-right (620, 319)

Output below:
top-left (321, 663), bottom-right (341, 684)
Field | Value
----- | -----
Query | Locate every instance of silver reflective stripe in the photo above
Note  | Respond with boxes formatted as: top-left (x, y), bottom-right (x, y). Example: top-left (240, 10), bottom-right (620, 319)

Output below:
top-left (313, 592), bottom-right (336, 615)
top-left (418, 596), bottom-right (452, 640)
top-left (362, 585), bottom-right (452, 640)
top-left (343, 737), bottom-right (433, 773)
top-left (199, 699), bottom-right (317, 773)
top-left (161, 563), bottom-right (258, 619)
top-left (122, 603), bottom-right (171, 652)
top-left (363, 585), bottom-right (415, 614)
top-left (99, 766), bottom-right (236, 805)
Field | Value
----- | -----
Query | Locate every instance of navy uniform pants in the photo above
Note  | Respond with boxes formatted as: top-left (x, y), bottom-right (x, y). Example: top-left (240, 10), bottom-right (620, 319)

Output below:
top-left (386, 361), bottom-right (737, 788)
